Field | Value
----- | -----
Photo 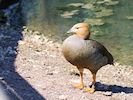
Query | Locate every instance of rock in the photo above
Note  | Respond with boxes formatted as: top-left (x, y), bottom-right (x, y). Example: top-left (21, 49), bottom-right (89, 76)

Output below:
top-left (0, 77), bottom-right (4, 80)
top-left (32, 35), bottom-right (41, 42)
top-left (33, 31), bottom-right (40, 35)
top-left (28, 30), bottom-right (33, 34)
top-left (59, 95), bottom-right (67, 100)
top-left (22, 26), bottom-right (27, 29)
top-left (18, 40), bottom-right (25, 45)
top-left (70, 79), bottom-right (79, 84)
top-left (53, 70), bottom-right (59, 74)
top-left (46, 72), bottom-right (53, 75)
top-left (49, 55), bottom-right (56, 58)
top-left (102, 92), bottom-right (113, 96)
top-left (120, 92), bottom-right (126, 95)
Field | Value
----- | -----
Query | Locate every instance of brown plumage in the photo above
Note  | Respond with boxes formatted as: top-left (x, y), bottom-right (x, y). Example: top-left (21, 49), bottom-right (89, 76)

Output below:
top-left (62, 23), bottom-right (113, 93)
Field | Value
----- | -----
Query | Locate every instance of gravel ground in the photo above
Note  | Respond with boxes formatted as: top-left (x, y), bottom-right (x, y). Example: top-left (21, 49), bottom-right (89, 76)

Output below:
top-left (0, 26), bottom-right (133, 100)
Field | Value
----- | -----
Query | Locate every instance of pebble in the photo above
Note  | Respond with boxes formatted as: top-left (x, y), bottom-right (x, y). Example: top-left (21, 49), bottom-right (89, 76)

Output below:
top-left (33, 31), bottom-right (40, 35)
top-left (59, 95), bottom-right (67, 100)
top-left (22, 26), bottom-right (27, 29)
top-left (0, 77), bottom-right (4, 80)
top-left (102, 91), bottom-right (113, 96)
top-left (18, 40), bottom-right (25, 45)
top-left (120, 92), bottom-right (126, 95)
top-left (49, 55), bottom-right (56, 58)
top-left (53, 70), bottom-right (59, 74)
top-left (28, 30), bottom-right (33, 34)
top-left (70, 79), bottom-right (79, 84)
top-left (46, 72), bottom-right (54, 75)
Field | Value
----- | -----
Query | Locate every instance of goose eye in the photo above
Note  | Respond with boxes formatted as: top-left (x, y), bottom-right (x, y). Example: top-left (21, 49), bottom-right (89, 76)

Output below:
top-left (76, 27), bottom-right (79, 29)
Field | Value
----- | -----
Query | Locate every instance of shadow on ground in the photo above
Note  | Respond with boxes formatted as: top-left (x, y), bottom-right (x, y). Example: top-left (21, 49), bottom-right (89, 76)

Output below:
top-left (0, 27), bottom-right (45, 100)
top-left (96, 82), bottom-right (133, 93)
top-left (0, 1), bottom-right (46, 99)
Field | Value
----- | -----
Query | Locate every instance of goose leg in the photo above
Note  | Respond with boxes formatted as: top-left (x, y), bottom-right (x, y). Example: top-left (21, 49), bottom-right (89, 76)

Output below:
top-left (85, 73), bottom-right (96, 93)
top-left (73, 68), bottom-right (84, 89)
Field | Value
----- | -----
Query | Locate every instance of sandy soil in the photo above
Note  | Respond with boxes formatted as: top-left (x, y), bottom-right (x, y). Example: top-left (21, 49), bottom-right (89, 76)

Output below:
top-left (0, 26), bottom-right (133, 100)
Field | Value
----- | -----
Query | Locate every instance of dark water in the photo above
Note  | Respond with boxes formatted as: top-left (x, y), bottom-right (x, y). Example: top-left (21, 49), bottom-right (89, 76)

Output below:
top-left (21, 0), bottom-right (133, 66)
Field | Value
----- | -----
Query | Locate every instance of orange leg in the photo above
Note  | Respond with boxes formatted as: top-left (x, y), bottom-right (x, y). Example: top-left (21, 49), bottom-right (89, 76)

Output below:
top-left (73, 68), bottom-right (84, 89)
top-left (85, 73), bottom-right (96, 93)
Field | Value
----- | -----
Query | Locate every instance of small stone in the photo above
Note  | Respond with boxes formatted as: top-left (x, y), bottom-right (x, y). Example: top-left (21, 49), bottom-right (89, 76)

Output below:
top-left (23, 26), bottom-right (27, 29)
top-left (42, 87), bottom-right (46, 90)
top-left (59, 95), bottom-right (67, 100)
top-left (28, 30), bottom-right (33, 34)
top-left (102, 91), bottom-right (112, 96)
top-left (46, 72), bottom-right (53, 75)
top-left (23, 28), bottom-right (28, 32)
top-left (25, 76), bottom-right (31, 79)
top-left (18, 41), bottom-right (25, 45)
top-left (0, 77), bottom-right (4, 80)
top-left (121, 92), bottom-right (125, 95)
top-left (70, 79), bottom-right (79, 84)
top-left (114, 62), bottom-right (119, 66)
top-left (53, 71), bottom-right (59, 74)
top-left (49, 55), bottom-right (56, 58)
top-left (9, 50), bottom-right (17, 55)
top-left (44, 38), bottom-right (49, 42)
top-left (48, 41), bottom-right (53, 44)
top-left (34, 31), bottom-right (40, 35)
top-left (22, 31), bottom-right (26, 34)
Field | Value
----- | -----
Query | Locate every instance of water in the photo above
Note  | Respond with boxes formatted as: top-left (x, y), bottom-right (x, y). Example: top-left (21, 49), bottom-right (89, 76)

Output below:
top-left (21, 0), bottom-right (133, 66)
top-left (91, 0), bottom-right (133, 66)
top-left (21, 0), bottom-right (83, 39)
